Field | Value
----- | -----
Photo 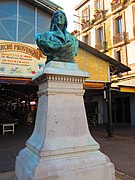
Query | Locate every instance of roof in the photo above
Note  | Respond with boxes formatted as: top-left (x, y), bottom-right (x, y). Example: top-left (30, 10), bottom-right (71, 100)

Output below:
top-left (75, 0), bottom-right (90, 10)
top-left (24, 0), bottom-right (63, 15)
top-left (79, 41), bottom-right (131, 74)
top-left (111, 77), bottom-right (135, 92)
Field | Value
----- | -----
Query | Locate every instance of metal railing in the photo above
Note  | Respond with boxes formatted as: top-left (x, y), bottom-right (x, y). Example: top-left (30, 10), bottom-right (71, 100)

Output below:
top-left (95, 41), bottom-right (107, 51)
top-left (81, 22), bottom-right (89, 30)
top-left (113, 32), bottom-right (128, 44)
top-left (111, 0), bottom-right (123, 11)
top-left (94, 10), bottom-right (104, 22)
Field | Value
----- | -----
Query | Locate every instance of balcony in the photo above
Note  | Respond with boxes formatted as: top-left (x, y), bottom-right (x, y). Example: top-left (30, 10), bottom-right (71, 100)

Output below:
top-left (111, 0), bottom-right (126, 12)
top-left (95, 41), bottom-right (107, 51)
top-left (81, 9), bottom-right (107, 31)
top-left (125, 0), bottom-right (130, 2)
top-left (81, 19), bottom-right (90, 31)
top-left (93, 9), bottom-right (104, 22)
top-left (113, 32), bottom-right (128, 44)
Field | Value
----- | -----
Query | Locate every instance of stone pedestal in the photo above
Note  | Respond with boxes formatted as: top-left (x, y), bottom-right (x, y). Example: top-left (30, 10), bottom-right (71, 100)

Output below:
top-left (15, 61), bottom-right (115, 180)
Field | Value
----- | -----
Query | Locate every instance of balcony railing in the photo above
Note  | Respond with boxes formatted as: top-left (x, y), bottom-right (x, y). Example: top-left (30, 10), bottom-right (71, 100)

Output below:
top-left (81, 9), bottom-right (107, 30)
top-left (93, 9), bottom-right (104, 22)
top-left (113, 32), bottom-right (128, 44)
top-left (81, 20), bottom-right (90, 30)
top-left (95, 41), bottom-right (107, 51)
top-left (111, 0), bottom-right (126, 11)
top-left (125, 0), bottom-right (130, 2)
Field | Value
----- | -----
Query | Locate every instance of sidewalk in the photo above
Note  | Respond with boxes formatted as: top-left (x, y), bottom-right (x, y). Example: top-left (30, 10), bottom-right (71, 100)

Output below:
top-left (0, 171), bottom-right (15, 180)
top-left (0, 124), bottom-right (135, 180)
top-left (90, 125), bottom-right (135, 180)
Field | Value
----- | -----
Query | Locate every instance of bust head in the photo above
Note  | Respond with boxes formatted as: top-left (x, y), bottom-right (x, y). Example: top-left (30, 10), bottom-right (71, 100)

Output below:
top-left (50, 10), bottom-right (68, 33)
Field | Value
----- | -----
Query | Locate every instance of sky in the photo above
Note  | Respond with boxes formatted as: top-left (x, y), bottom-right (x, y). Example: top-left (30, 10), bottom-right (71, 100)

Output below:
top-left (51, 0), bottom-right (83, 32)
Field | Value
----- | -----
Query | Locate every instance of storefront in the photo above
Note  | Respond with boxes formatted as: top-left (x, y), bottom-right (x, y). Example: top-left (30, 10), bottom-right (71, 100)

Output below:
top-left (0, 41), bottom-right (45, 124)
top-left (111, 78), bottom-right (135, 126)
top-left (0, 0), bottom-right (62, 127)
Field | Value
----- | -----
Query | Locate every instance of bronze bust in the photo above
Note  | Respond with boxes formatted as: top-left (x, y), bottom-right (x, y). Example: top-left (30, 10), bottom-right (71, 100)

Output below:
top-left (35, 10), bottom-right (78, 64)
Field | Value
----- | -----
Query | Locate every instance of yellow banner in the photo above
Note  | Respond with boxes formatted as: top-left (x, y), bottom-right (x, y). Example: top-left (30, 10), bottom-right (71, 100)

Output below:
top-left (0, 42), bottom-right (40, 60)
top-left (0, 41), bottom-right (46, 78)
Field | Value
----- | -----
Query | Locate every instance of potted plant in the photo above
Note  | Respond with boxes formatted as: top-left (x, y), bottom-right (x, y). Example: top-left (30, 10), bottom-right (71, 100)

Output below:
top-left (90, 19), bottom-right (95, 25)
top-left (94, 9), bottom-right (99, 14)
top-left (81, 18), bottom-right (85, 23)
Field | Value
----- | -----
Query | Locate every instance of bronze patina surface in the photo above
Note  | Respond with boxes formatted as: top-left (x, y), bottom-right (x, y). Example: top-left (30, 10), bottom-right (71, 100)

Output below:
top-left (35, 10), bottom-right (78, 64)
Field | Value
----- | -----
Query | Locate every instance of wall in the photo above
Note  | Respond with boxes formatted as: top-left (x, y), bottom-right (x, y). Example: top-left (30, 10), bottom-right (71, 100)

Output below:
top-left (75, 47), bottom-right (109, 82)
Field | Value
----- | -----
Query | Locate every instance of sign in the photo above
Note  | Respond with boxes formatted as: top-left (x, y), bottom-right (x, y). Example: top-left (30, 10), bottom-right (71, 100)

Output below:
top-left (0, 41), bottom-right (46, 78)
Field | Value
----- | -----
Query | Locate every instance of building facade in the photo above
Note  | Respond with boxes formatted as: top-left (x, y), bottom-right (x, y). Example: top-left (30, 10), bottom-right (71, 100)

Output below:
top-left (75, 0), bottom-right (135, 126)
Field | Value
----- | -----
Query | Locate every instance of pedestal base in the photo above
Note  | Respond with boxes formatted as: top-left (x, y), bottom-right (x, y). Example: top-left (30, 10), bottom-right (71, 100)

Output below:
top-left (16, 147), bottom-right (114, 180)
top-left (15, 61), bottom-right (115, 180)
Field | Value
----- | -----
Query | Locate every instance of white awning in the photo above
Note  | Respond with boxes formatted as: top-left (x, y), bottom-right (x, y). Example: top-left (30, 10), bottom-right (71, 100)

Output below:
top-left (112, 79), bottom-right (135, 93)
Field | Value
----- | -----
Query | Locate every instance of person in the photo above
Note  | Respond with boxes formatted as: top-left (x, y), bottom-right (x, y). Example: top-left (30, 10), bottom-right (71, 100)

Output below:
top-left (35, 10), bottom-right (78, 64)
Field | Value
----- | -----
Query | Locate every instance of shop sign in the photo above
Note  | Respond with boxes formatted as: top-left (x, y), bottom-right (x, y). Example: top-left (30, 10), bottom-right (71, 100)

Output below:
top-left (0, 41), bottom-right (46, 78)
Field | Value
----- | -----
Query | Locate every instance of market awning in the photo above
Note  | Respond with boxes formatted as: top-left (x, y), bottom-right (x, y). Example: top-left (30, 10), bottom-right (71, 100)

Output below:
top-left (84, 82), bottom-right (104, 89)
top-left (0, 77), bottom-right (34, 85)
top-left (112, 78), bottom-right (135, 93)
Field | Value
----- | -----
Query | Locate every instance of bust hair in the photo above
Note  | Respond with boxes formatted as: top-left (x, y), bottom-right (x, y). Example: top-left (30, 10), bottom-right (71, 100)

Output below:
top-left (50, 10), bottom-right (68, 33)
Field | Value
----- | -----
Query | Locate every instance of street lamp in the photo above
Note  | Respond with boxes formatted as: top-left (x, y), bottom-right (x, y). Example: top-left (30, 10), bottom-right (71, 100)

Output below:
top-left (104, 82), bottom-right (114, 137)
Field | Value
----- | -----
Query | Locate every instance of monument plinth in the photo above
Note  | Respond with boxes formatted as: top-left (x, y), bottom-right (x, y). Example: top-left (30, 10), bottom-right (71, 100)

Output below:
top-left (15, 61), bottom-right (115, 180)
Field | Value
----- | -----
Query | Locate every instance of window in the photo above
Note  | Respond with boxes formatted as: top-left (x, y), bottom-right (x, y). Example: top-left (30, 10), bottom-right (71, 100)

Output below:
top-left (81, 6), bottom-right (90, 30)
top-left (115, 16), bottom-right (123, 34)
top-left (94, 0), bottom-right (104, 22)
top-left (114, 46), bottom-right (127, 64)
top-left (116, 50), bottom-right (121, 62)
top-left (82, 6), bottom-right (90, 22)
top-left (113, 15), bottom-right (124, 44)
top-left (94, 0), bottom-right (103, 12)
top-left (88, 32), bottom-right (91, 46)
top-left (95, 0), bottom-right (102, 10)
top-left (98, 27), bottom-right (103, 43)
top-left (84, 35), bottom-right (88, 44)
top-left (95, 26), bottom-right (104, 50)
top-left (82, 33), bottom-right (91, 45)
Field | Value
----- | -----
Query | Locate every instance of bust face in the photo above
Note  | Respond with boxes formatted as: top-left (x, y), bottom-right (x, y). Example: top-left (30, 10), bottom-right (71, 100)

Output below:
top-left (53, 11), bottom-right (65, 25)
